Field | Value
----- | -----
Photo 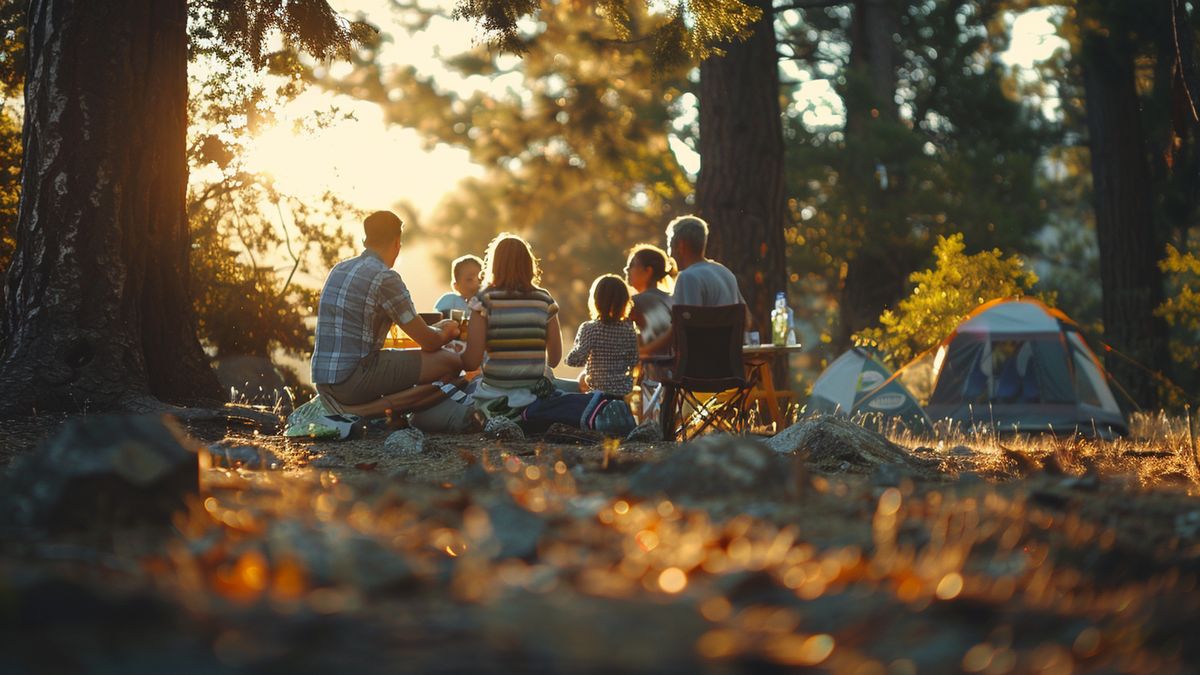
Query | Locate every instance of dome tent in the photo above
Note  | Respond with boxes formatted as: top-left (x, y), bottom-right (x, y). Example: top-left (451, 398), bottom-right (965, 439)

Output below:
top-left (924, 298), bottom-right (1127, 438)
top-left (809, 347), bottom-right (933, 434)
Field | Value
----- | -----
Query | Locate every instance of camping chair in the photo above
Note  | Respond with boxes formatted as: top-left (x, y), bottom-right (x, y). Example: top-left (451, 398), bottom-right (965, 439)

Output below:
top-left (657, 304), bottom-right (760, 441)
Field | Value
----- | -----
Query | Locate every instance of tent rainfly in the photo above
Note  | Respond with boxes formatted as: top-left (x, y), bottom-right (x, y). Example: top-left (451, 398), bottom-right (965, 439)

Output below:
top-left (809, 347), bottom-right (933, 434)
top-left (925, 298), bottom-right (1127, 438)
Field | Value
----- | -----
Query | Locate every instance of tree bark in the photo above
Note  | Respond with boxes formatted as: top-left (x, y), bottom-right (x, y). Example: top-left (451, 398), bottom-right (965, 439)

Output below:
top-left (696, 0), bottom-right (788, 334)
top-left (836, 0), bottom-right (903, 349)
top-left (1077, 16), bottom-right (1170, 407)
top-left (0, 0), bottom-right (220, 417)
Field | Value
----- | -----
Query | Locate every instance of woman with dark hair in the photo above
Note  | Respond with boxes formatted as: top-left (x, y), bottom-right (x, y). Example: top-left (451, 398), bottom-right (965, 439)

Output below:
top-left (624, 244), bottom-right (676, 358)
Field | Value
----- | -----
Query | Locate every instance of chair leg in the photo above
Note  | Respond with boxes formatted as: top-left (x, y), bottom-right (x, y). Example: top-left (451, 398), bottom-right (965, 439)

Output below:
top-left (660, 385), bottom-right (678, 441)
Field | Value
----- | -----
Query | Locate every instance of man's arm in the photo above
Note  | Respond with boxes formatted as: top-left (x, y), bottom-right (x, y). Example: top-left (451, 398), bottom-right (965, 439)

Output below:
top-left (378, 272), bottom-right (457, 351)
top-left (401, 315), bottom-right (459, 352)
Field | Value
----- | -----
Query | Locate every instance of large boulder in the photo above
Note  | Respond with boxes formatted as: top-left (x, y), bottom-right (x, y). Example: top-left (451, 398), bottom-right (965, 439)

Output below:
top-left (1, 414), bottom-right (200, 532)
top-left (766, 414), bottom-right (942, 478)
top-left (628, 434), bottom-right (798, 500)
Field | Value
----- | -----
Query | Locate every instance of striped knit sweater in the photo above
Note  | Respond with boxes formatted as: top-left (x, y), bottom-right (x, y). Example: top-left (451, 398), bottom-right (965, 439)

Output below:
top-left (477, 286), bottom-right (558, 390)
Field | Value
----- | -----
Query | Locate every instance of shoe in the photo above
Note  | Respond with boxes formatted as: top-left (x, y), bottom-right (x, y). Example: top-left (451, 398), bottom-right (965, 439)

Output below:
top-left (484, 416), bottom-right (525, 441)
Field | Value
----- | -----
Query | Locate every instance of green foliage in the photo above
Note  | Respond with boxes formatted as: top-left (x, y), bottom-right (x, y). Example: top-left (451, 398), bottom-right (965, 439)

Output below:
top-left (780, 1), bottom-right (1057, 343)
top-left (0, 106), bottom-right (17, 274)
top-left (198, 0), bottom-right (377, 67)
top-left (451, 0), bottom-right (760, 68)
top-left (1156, 244), bottom-right (1200, 367)
top-left (0, 3), bottom-right (24, 276)
top-left (856, 233), bottom-right (1045, 367)
top-left (321, 1), bottom-right (696, 326)
top-left (1, 1), bottom-right (358, 358)
top-left (186, 29), bottom-right (357, 360)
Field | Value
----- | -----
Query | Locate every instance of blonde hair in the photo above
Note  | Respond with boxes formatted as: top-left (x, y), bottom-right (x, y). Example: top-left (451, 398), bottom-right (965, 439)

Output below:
top-left (589, 274), bottom-right (631, 323)
top-left (483, 233), bottom-right (540, 292)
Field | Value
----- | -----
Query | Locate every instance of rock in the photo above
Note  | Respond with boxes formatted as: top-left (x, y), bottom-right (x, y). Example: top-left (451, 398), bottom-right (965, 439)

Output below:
top-left (872, 464), bottom-right (903, 487)
top-left (384, 428), bottom-right (425, 456)
top-left (1175, 511), bottom-right (1200, 539)
top-left (308, 455), bottom-right (343, 469)
top-left (950, 444), bottom-right (974, 456)
top-left (264, 521), bottom-right (416, 592)
top-left (628, 434), bottom-right (797, 500)
top-left (0, 414), bottom-right (199, 532)
top-left (484, 416), bottom-right (525, 441)
top-left (207, 440), bottom-right (280, 470)
top-left (482, 493), bottom-right (546, 559)
top-left (331, 534), bottom-right (416, 593)
top-left (765, 414), bottom-right (942, 478)
top-left (624, 420), bottom-right (662, 444)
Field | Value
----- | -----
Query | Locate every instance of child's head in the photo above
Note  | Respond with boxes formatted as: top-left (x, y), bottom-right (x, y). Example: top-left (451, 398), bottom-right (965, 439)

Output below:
top-left (624, 243), bottom-right (676, 292)
top-left (450, 254), bottom-right (483, 298)
top-left (483, 233), bottom-right (540, 292)
top-left (589, 274), bottom-right (631, 323)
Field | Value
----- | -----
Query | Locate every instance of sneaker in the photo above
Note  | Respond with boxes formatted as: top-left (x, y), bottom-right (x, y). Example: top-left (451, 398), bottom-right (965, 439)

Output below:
top-left (484, 416), bottom-right (525, 441)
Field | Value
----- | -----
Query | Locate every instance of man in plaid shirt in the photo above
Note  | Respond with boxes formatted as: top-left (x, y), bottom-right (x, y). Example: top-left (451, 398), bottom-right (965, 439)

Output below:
top-left (312, 211), bottom-right (463, 406)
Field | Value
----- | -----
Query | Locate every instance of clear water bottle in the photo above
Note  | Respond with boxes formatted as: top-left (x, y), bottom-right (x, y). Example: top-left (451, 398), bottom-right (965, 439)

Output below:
top-left (771, 292), bottom-right (789, 346)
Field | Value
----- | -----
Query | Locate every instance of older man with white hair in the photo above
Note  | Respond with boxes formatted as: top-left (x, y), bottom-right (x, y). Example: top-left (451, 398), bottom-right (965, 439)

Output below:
top-left (640, 215), bottom-right (751, 356)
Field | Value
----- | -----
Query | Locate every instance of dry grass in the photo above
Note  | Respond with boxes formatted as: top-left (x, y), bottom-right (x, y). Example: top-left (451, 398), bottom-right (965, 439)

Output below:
top-left (2, 411), bottom-right (1199, 672)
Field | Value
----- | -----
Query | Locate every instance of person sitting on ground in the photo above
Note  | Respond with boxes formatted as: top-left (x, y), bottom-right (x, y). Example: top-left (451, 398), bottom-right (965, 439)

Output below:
top-left (624, 244), bottom-right (676, 362)
top-left (433, 254), bottom-right (483, 317)
top-left (461, 233), bottom-right (563, 418)
top-left (566, 274), bottom-right (639, 397)
top-left (311, 210), bottom-right (464, 410)
top-left (641, 214), bottom-right (750, 356)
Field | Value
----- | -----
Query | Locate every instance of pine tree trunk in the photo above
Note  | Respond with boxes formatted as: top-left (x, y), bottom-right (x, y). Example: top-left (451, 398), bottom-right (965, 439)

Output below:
top-left (696, 0), bottom-right (787, 334)
top-left (836, 0), bottom-right (904, 349)
top-left (0, 0), bottom-right (220, 417)
top-left (1077, 20), bottom-right (1170, 408)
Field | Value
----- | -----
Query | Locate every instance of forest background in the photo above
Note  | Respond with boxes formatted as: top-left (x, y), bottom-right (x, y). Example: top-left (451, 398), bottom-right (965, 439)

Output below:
top-left (0, 0), bottom-right (1196, 411)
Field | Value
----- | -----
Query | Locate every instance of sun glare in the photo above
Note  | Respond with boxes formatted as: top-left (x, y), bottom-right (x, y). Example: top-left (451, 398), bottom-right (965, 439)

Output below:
top-left (241, 92), bottom-right (480, 216)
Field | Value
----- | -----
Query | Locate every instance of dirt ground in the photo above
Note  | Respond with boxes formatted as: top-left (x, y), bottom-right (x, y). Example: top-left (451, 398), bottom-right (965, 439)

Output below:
top-left (1, 410), bottom-right (1199, 674)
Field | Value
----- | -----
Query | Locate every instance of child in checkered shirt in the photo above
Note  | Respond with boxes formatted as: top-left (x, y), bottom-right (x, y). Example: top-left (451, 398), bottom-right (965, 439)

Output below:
top-left (566, 274), bottom-right (639, 396)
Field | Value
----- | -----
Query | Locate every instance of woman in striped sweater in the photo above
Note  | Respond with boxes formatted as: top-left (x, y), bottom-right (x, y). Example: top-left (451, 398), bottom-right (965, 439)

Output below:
top-left (462, 233), bottom-right (563, 417)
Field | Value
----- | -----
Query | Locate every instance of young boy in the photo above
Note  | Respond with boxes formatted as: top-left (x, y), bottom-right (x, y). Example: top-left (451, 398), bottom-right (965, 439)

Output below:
top-left (433, 254), bottom-right (483, 316)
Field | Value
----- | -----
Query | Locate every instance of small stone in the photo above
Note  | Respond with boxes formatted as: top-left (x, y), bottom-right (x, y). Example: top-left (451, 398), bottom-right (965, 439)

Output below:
top-left (485, 416), bottom-right (525, 441)
top-left (384, 428), bottom-right (425, 456)
top-left (207, 441), bottom-right (280, 470)
top-left (950, 445), bottom-right (974, 456)
top-left (624, 420), bottom-right (662, 443)
top-left (482, 493), bottom-right (545, 559)
top-left (308, 455), bottom-right (342, 469)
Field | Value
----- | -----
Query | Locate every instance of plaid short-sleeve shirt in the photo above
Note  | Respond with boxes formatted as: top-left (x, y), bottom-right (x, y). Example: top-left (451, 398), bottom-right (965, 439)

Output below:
top-left (311, 250), bottom-right (417, 384)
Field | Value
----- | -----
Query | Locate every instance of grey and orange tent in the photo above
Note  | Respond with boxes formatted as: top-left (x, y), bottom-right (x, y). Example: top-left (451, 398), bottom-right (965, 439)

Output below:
top-left (808, 347), bottom-right (933, 434)
top-left (924, 298), bottom-right (1127, 438)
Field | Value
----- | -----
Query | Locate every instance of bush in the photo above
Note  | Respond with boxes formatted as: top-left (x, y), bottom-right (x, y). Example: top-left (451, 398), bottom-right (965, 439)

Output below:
top-left (856, 233), bottom-right (1048, 367)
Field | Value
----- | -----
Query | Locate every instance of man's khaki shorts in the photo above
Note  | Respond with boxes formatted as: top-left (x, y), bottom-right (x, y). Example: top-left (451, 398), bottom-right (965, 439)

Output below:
top-left (324, 349), bottom-right (423, 406)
